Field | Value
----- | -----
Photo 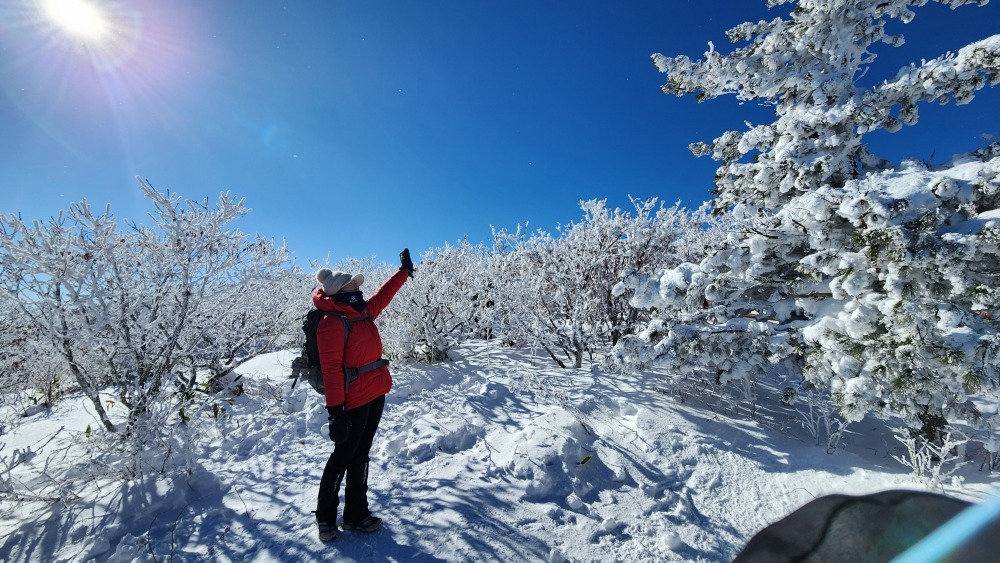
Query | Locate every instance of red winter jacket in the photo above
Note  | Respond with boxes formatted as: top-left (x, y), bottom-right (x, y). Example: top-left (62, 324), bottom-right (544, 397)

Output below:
top-left (312, 269), bottom-right (409, 410)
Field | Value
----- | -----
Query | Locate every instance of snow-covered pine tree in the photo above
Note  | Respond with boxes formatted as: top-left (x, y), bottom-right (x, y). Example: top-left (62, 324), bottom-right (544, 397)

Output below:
top-left (614, 0), bottom-right (999, 430)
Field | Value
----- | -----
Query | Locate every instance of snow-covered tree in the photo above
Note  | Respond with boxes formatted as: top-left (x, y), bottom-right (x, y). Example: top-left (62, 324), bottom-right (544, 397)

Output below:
top-left (493, 198), bottom-right (714, 368)
top-left (176, 245), bottom-right (304, 392)
top-left (0, 179), bottom-right (300, 433)
top-left (375, 240), bottom-right (493, 362)
top-left (614, 0), bottom-right (1000, 429)
top-left (0, 299), bottom-right (65, 408)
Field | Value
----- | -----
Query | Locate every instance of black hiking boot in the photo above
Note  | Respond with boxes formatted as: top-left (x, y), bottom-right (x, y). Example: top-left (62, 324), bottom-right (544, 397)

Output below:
top-left (342, 515), bottom-right (382, 533)
top-left (317, 520), bottom-right (340, 542)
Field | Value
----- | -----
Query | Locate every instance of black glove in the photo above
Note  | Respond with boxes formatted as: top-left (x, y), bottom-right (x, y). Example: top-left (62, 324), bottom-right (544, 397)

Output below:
top-left (399, 248), bottom-right (415, 278)
top-left (327, 404), bottom-right (349, 444)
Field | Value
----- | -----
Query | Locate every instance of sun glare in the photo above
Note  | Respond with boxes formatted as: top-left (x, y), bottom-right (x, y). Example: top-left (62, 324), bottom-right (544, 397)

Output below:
top-left (42, 0), bottom-right (108, 41)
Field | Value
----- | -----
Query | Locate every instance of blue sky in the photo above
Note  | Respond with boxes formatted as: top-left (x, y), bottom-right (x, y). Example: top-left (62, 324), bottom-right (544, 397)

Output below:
top-left (1, 1), bottom-right (998, 268)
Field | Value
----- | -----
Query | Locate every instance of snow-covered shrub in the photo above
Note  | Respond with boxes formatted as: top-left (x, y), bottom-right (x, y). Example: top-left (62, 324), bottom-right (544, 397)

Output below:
top-left (493, 198), bottom-right (714, 369)
top-left (0, 299), bottom-right (66, 409)
top-left (970, 413), bottom-right (1000, 472)
top-left (0, 179), bottom-right (300, 435)
top-left (793, 387), bottom-right (852, 453)
top-left (378, 240), bottom-right (492, 362)
top-left (891, 425), bottom-right (969, 490)
top-left (615, 0), bottom-right (1000, 431)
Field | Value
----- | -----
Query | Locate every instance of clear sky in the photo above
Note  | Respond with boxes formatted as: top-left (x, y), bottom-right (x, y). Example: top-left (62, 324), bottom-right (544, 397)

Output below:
top-left (2, 0), bottom-right (998, 268)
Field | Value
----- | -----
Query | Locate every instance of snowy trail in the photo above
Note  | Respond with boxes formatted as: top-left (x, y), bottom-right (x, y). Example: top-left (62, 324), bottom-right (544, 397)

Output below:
top-left (2, 341), bottom-right (994, 562)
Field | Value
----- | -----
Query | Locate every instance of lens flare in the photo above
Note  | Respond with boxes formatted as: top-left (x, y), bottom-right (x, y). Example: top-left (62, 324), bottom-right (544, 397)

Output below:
top-left (41, 0), bottom-right (108, 41)
top-left (29, 0), bottom-right (144, 75)
top-left (2, 0), bottom-right (208, 168)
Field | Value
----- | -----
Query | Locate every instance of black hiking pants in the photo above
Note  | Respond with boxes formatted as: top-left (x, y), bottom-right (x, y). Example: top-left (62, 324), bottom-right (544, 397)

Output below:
top-left (316, 394), bottom-right (385, 525)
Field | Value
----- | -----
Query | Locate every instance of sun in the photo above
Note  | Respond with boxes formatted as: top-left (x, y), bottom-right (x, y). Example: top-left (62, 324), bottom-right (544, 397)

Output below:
top-left (41, 0), bottom-right (109, 42)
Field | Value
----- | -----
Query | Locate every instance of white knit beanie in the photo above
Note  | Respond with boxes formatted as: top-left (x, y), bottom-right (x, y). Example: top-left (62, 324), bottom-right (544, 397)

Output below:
top-left (316, 268), bottom-right (364, 295)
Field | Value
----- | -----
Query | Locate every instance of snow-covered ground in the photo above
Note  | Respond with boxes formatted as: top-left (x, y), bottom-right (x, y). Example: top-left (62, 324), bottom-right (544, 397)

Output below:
top-left (2, 340), bottom-right (998, 562)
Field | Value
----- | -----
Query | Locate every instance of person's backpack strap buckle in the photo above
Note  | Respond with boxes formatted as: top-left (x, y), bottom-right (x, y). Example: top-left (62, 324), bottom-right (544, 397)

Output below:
top-left (343, 358), bottom-right (390, 383)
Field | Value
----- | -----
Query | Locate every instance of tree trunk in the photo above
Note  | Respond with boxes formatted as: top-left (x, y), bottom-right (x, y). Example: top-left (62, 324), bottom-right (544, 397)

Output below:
top-left (542, 345), bottom-right (567, 369)
top-left (54, 288), bottom-right (116, 432)
top-left (61, 341), bottom-right (116, 432)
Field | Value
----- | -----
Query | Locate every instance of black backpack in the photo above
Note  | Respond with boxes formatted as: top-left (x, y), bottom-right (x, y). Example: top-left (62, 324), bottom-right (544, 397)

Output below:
top-left (289, 309), bottom-right (388, 395)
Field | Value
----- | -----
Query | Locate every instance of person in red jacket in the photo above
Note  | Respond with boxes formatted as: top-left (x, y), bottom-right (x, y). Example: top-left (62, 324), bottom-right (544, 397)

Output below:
top-left (312, 249), bottom-right (414, 542)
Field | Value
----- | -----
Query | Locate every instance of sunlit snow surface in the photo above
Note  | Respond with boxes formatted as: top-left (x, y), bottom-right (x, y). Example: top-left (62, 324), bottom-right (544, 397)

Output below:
top-left (2, 340), bottom-right (996, 562)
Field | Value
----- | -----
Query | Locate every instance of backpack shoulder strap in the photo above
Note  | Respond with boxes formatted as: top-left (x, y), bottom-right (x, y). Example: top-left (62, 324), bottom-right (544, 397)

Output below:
top-left (347, 311), bottom-right (373, 322)
top-left (316, 310), bottom-right (371, 346)
top-left (342, 312), bottom-right (373, 328)
top-left (321, 311), bottom-right (352, 347)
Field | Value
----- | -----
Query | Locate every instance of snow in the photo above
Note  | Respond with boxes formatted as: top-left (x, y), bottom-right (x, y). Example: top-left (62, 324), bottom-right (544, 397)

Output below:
top-left (3, 340), bottom-right (997, 562)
